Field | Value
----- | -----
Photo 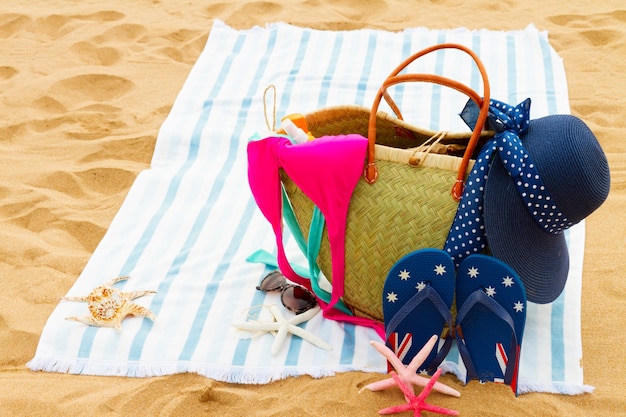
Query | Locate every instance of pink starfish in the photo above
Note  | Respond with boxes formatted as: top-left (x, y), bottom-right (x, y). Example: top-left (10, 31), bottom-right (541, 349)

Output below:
top-left (379, 370), bottom-right (459, 417)
top-left (362, 335), bottom-right (460, 398)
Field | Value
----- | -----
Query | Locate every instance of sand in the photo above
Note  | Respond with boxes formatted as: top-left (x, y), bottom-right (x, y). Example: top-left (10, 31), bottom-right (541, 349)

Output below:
top-left (1, 1), bottom-right (625, 416)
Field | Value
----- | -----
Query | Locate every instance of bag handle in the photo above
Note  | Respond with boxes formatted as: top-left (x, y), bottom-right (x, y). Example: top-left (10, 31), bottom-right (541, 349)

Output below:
top-left (365, 43), bottom-right (491, 201)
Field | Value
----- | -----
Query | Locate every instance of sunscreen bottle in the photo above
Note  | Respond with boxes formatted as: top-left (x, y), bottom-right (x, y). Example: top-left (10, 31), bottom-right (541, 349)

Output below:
top-left (281, 118), bottom-right (309, 144)
top-left (280, 114), bottom-right (316, 142)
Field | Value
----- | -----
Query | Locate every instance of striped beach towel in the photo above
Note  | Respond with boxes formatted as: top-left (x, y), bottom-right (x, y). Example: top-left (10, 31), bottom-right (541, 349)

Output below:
top-left (28, 20), bottom-right (593, 394)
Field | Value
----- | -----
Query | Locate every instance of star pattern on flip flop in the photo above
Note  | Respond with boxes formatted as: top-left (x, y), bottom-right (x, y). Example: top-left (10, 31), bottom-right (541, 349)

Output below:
top-left (464, 263), bottom-right (525, 309)
top-left (387, 292), bottom-right (399, 303)
top-left (485, 286), bottom-right (496, 297)
top-left (416, 281), bottom-right (426, 292)
top-left (502, 276), bottom-right (515, 287)
top-left (361, 335), bottom-right (460, 398)
top-left (434, 264), bottom-right (447, 275)
top-left (399, 270), bottom-right (411, 280)
top-left (467, 266), bottom-right (479, 278)
top-left (231, 305), bottom-right (331, 355)
top-left (377, 370), bottom-right (459, 417)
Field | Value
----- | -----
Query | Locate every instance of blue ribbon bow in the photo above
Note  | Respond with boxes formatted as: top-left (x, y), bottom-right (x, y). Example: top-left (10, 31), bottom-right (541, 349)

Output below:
top-left (445, 98), bottom-right (572, 267)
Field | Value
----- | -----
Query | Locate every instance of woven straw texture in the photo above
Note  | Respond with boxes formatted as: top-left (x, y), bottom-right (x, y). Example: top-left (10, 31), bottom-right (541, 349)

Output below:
top-left (281, 106), bottom-right (491, 321)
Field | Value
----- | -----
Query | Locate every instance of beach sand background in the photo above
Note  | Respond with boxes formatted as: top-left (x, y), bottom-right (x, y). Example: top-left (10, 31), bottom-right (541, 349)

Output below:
top-left (1, 1), bottom-right (625, 415)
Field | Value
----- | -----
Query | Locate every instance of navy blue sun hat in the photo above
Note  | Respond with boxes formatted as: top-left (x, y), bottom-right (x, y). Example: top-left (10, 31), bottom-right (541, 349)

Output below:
top-left (483, 114), bottom-right (610, 304)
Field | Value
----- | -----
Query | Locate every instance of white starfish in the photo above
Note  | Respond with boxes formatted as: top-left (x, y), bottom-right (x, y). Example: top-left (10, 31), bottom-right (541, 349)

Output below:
top-left (231, 305), bottom-right (331, 355)
top-left (361, 335), bottom-right (460, 398)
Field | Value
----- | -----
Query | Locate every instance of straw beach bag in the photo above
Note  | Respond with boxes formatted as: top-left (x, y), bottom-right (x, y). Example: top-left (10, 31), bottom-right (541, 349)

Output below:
top-left (281, 44), bottom-right (493, 322)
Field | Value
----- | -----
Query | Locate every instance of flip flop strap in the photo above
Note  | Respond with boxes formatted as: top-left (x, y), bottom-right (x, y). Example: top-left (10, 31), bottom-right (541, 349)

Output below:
top-left (385, 286), bottom-right (453, 366)
top-left (455, 290), bottom-right (519, 384)
top-left (427, 331), bottom-right (454, 374)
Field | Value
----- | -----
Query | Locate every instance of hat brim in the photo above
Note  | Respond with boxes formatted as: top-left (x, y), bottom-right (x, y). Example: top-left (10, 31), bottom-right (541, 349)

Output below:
top-left (483, 141), bottom-right (569, 305)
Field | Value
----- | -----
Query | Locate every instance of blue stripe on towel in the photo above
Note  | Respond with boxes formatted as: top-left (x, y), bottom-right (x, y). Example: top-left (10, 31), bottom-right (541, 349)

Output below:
top-left (471, 36), bottom-right (482, 96)
top-left (340, 323), bottom-right (356, 365)
top-left (318, 33), bottom-right (344, 108)
top-left (355, 33), bottom-right (377, 106)
top-left (550, 294), bottom-right (566, 381)
top-left (540, 38), bottom-right (558, 115)
top-left (278, 30), bottom-right (311, 117)
top-left (427, 31), bottom-right (448, 130)
top-left (506, 34), bottom-right (518, 103)
top-left (285, 330), bottom-right (305, 366)
top-left (231, 267), bottom-right (273, 367)
top-left (384, 31), bottom-right (414, 109)
top-left (177, 198), bottom-right (259, 361)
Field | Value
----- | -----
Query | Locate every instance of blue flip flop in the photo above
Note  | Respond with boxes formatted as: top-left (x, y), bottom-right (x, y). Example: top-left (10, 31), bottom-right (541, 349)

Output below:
top-left (383, 248), bottom-right (455, 374)
top-left (455, 254), bottom-right (527, 395)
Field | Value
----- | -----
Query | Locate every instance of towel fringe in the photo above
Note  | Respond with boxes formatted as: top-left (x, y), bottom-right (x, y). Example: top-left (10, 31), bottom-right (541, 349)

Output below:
top-left (436, 361), bottom-right (594, 396)
top-left (26, 356), bottom-right (374, 385)
top-left (517, 380), bottom-right (595, 396)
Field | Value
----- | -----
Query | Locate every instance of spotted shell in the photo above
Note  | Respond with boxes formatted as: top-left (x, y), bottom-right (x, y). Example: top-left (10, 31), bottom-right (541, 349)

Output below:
top-left (64, 276), bottom-right (156, 330)
top-left (86, 286), bottom-right (125, 322)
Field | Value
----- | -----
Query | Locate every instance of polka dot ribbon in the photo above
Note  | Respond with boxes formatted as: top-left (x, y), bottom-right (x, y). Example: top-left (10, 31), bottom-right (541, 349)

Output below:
top-left (444, 98), bottom-right (573, 267)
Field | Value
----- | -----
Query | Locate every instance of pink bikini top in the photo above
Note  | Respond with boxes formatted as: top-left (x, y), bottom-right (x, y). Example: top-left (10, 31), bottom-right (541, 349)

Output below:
top-left (247, 134), bottom-right (385, 338)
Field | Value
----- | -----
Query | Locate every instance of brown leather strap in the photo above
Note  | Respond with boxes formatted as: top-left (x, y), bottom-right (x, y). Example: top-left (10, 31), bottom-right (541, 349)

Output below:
top-left (365, 43), bottom-right (491, 201)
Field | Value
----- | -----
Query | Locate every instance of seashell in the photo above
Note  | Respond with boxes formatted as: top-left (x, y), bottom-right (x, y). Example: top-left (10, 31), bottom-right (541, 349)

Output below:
top-left (64, 276), bottom-right (156, 331)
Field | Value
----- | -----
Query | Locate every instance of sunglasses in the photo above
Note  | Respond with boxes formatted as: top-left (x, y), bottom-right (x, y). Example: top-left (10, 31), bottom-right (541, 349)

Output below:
top-left (256, 271), bottom-right (318, 314)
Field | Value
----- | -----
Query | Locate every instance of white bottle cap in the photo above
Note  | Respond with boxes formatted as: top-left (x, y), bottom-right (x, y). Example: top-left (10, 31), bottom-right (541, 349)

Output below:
top-left (281, 118), bottom-right (309, 144)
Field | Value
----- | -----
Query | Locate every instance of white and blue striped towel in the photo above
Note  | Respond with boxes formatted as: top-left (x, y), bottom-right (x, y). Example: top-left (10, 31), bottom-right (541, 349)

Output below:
top-left (28, 20), bottom-right (592, 394)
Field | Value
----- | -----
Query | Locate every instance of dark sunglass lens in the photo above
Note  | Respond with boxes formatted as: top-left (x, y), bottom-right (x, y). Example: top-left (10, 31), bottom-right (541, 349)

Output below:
top-left (256, 270), bottom-right (286, 291)
top-left (281, 285), bottom-right (317, 314)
